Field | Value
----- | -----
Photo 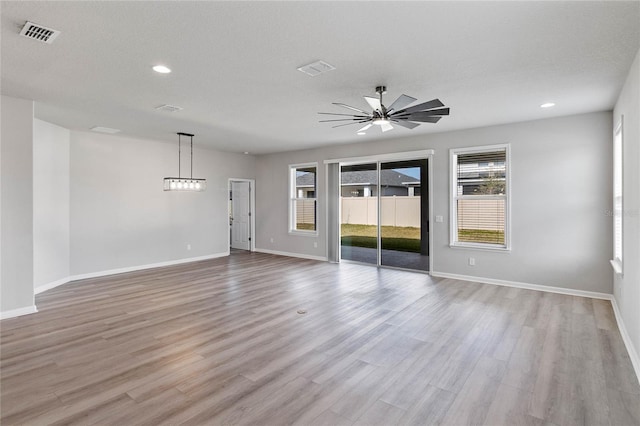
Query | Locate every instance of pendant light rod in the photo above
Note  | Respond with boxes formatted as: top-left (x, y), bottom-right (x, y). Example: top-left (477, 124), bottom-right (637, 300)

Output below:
top-left (176, 132), bottom-right (194, 178)
top-left (164, 132), bottom-right (205, 192)
top-left (178, 133), bottom-right (181, 178)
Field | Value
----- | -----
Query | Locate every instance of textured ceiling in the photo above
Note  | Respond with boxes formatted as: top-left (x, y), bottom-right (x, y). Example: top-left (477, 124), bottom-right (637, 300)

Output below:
top-left (1, 1), bottom-right (639, 154)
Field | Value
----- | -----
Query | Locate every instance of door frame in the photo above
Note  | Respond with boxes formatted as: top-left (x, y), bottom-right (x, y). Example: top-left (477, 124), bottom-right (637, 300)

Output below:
top-left (325, 149), bottom-right (434, 274)
top-left (228, 178), bottom-right (256, 252)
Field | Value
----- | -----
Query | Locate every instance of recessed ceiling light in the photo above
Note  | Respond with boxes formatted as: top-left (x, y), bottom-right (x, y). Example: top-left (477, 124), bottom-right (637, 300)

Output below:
top-left (357, 132), bottom-right (366, 136)
top-left (540, 102), bottom-right (555, 108)
top-left (90, 126), bottom-right (120, 134)
top-left (155, 104), bottom-right (183, 113)
top-left (244, 151), bottom-right (249, 155)
top-left (152, 65), bottom-right (171, 74)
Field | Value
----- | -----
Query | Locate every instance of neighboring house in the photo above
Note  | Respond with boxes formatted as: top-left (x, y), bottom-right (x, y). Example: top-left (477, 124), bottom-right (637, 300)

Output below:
top-left (457, 161), bottom-right (506, 195)
top-left (297, 169), bottom-right (420, 198)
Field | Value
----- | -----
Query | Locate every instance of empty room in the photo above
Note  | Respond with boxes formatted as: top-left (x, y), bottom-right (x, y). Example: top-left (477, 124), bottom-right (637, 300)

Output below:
top-left (1, 1), bottom-right (639, 425)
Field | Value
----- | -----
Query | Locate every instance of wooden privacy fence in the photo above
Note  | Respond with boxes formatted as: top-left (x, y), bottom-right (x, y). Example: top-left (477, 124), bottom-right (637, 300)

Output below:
top-left (341, 196), bottom-right (421, 227)
top-left (339, 197), bottom-right (505, 231)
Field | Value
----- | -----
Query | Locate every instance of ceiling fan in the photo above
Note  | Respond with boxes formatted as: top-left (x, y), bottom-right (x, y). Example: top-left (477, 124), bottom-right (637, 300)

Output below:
top-left (319, 86), bottom-right (450, 134)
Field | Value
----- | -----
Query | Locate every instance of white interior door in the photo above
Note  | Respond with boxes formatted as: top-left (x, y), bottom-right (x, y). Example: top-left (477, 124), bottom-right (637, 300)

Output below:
top-left (231, 181), bottom-right (251, 250)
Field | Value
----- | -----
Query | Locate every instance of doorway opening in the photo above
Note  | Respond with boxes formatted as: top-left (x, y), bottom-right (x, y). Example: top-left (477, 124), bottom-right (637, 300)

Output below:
top-left (228, 179), bottom-right (255, 252)
top-left (339, 158), bottom-right (429, 272)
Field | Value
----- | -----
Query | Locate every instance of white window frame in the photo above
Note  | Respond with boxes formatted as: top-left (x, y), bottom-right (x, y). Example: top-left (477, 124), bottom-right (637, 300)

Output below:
top-left (289, 162), bottom-right (318, 236)
top-left (450, 144), bottom-right (511, 251)
top-left (611, 117), bottom-right (623, 275)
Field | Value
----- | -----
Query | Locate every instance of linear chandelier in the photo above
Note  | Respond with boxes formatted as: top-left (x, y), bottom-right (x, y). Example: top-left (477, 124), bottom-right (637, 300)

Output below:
top-left (163, 132), bottom-right (207, 192)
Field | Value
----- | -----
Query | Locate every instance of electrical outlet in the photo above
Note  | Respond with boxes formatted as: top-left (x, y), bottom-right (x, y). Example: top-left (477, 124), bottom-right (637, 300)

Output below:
top-left (187, 244), bottom-right (191, 251)
top-left (313, 242), bottom-right (318, 248)
top-left (469, 257), bottom-right (475, 266)
top-left (270, 238), bottom-right (274, 243)
top-left (435, 215), bottom-right (444, 223)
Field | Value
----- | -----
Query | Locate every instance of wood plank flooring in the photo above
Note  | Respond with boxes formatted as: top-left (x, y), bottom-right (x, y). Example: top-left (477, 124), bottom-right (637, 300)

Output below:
top-left (1, 251), bottom-right (639, 425)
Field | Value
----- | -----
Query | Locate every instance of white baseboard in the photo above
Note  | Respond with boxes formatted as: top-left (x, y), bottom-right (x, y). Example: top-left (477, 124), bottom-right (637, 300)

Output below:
top-left (255, 248), bottom-right (327, 262)
top-left (69, 252), bottom-right (228, 281)
top-left (35, 277), bottom-right (72, 295)
top-left (430, 271), bottom-right (613, 300)
top-left (34, 252), bottom-right (229, 295)
top-left (610, 297), bottom-right (640, 383)
top-left (1, 305), bottom-right (38, 320)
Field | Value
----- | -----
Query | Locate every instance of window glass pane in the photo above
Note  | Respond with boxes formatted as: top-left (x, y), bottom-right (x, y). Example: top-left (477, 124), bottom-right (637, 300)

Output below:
top-left (457, 151), bottom-right (506, 196)
top-left (296, 167), bottom-right (316, 199)
top-left (613, 124), bottom-right (623, 263)
top-left (291, 165), bottom-right (317, 232)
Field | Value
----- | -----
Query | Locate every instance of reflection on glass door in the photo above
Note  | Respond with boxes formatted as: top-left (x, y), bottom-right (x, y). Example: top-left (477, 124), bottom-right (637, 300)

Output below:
top-left (340, 163), bottom-right (378, 265)
top-left (380, 160), bottom-right (429, 271)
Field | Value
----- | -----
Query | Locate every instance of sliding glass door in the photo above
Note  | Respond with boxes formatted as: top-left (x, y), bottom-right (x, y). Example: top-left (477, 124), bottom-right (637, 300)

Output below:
top-left (340, 163), bottom-right (378, 265)
top-left (339, 158), bottom-right (429, 272)
top-left (380, 160), bottom-right (428, 271)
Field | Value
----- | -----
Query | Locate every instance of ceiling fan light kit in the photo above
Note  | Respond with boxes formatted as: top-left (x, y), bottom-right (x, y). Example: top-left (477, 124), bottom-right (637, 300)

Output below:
top-left (163, 132), bottom-right (207, 192)
top-left (319, 85), bottom-right (450, 134)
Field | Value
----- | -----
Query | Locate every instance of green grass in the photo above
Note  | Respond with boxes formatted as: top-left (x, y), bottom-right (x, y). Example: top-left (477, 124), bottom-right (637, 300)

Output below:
top-left (341, 224), bottom-right (420, 239)
top-left (339, 224), bottom-right (504, 249)
top-left (341, 224), bottom-right (421, 253)
top-left (296, 223), bottom-right (316, 231)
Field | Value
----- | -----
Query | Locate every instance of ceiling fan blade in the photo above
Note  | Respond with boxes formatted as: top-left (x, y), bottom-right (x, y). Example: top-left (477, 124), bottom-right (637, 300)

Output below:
top-left (357, 123), bottom-right (373, 132)
top-left (332, 103), bottom-right (371, 115)
top-left (405, 115), bottom-right (442, 123)
top-left (392, 99), bottom-right (444, 115)
top-left (387, 94), bottom-right (417, 114)
top-left (390, 119), bottom-right (420, 129)
top-left (363, 96), bottom-right (381, 111)
top-left (319, 118), bottom-right (369, 123)
top-left (318, 112), bottom-right (370, 118)
top-left (332, 121), bottom-right (370, 128)
top-left (394, 107), bottom-right (450, 118)
top-left (380, 121), bottom-right (394, 132)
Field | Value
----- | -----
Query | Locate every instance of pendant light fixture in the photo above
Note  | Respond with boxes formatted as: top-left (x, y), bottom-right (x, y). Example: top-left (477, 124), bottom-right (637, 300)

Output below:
top-left (163, 132), bottom-right (207, 191)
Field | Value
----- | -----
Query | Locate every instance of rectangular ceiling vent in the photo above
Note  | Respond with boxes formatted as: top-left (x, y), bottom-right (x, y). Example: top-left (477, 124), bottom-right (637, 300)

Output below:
top-left (20, 21), bottom-right (61, 44)
top-left (155, 104), bottom-right (184, 113)
top-left (297, 60), bottom-right (336, 77)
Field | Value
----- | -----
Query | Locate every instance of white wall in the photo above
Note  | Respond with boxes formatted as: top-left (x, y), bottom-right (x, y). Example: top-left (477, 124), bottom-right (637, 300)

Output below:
top-left (0, 96), bottom-right (35, 316)
top-left (69, 131), bottom-right (256, 276)
top-left (33, 119), bottom-right (70, 291)
top-left (256, 111), bottom-right (613, 294)
top-left (613, 48), bottom-right (640, 370)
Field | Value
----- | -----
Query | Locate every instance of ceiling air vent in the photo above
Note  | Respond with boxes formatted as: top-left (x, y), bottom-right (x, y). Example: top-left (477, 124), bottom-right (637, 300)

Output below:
top-left (155, 104), bottom-right (183, 113)
top-left (297, 60), bottom-right (336, 77)
top-left (20, 21), bottom-right (61, 44)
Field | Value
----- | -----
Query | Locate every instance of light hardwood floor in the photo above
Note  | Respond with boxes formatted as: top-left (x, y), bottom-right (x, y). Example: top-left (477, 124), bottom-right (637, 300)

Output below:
top-left (1, 252), bottom-right (639, 425)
